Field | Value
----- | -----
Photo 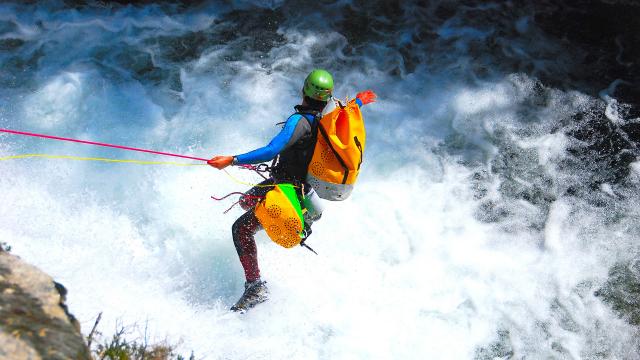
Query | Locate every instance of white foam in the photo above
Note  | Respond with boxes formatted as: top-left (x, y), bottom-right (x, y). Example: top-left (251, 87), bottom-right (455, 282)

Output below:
top-left (22, 72), bottom-right (84, 129)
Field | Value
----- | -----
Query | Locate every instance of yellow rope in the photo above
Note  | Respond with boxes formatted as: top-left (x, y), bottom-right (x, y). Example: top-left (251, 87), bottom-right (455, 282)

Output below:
top-left (222, 169), bottom-right (281, 188)
top-left (0, 154), bottom-right (207, 166)
top-left (0, 153), bottom-right (287, 188)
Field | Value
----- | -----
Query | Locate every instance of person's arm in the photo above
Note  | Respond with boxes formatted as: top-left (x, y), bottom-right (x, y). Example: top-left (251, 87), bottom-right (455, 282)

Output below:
top-left (208, 114), bottom-right (308, 169)
top-left (234, 114), bottom-right (308, 165)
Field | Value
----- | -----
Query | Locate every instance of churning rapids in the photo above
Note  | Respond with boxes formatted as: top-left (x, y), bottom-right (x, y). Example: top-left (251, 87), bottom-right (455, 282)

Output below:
top-left (1, 1), bottom-right (639, 358)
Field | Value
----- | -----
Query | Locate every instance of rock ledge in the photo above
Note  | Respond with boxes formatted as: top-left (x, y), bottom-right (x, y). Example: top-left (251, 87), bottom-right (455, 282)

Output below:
top-left (0, 250), bottom-right (91, 360)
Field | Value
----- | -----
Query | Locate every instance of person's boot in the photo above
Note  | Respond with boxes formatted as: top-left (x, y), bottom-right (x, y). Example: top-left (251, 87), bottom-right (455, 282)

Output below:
top-left (230, 280), bottom-right (269, 313)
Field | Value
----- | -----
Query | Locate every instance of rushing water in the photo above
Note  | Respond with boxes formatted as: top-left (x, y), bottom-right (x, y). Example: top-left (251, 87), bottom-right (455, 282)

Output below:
top-left (1, 1), bottom-right (639, 358)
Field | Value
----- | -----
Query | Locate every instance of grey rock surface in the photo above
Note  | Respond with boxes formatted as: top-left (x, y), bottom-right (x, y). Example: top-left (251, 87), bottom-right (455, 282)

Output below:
top-left (0, 251), bottom-right (91, 360)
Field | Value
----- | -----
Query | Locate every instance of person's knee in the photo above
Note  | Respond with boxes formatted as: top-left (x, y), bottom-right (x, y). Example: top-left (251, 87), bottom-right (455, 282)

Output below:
top-left (239, 195), bottom-right (259, 211)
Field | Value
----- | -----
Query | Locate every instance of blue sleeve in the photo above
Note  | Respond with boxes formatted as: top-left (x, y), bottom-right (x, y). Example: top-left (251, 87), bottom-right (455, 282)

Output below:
top-left (355, 98), bottom-right (363, 107)
top-left (234, 114), bottom-right (304, 164)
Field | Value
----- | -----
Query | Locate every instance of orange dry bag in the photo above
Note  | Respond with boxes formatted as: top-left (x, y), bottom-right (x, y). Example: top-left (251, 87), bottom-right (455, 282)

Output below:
top-left (306, 98), bottom-right (365, 201)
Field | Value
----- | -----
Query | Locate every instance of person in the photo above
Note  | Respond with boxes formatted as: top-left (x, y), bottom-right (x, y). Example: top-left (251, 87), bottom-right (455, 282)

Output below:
top-left (208, 69), bottom-right (376, 312)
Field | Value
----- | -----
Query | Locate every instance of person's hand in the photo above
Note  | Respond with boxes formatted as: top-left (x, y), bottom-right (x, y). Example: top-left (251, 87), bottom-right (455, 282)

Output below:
top-left (208, 155), bottom-right (234, 169)
top-left (356, 90), bottom-right (377, 105)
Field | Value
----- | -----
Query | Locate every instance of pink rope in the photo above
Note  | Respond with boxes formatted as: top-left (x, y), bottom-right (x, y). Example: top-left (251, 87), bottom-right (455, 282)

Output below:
top-left (0, 128), bottom-right (208, 162)
top-left (210, 192), bottom-right (249, 201)
top-left (238, 163), bottom-right (269, 180)
top-left (211, 193), bottom-right (264, 214)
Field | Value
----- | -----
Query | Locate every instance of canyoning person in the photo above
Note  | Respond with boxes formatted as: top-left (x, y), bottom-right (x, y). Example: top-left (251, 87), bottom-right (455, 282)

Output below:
top-left (208, 69), bottom-right (377, 312)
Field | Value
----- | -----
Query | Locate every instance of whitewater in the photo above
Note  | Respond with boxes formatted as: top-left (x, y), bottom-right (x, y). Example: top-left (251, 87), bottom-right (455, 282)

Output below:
top-left (1, 1), bottom-right (639, 359)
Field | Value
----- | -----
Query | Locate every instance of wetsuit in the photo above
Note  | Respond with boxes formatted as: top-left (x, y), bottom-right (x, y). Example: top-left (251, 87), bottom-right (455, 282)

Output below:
top-left (231, 98), bottom-right (366, 282)
top-left (231, 105), bottom-right (320, 282)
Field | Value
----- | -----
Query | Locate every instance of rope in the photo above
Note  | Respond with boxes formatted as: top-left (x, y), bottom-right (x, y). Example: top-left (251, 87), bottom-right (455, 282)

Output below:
top-left (0, 127), bottom-right (290, 189)
top-left (1, 152), bottom-right (280, 192)
top-left (0, 128), bottom-right (208, 162)
top-left (210, 192), bottom-right (251, 201)
top-left (0, 152), bottom-right (277, 189)
top-left (211, 193), bottom-right (265, 214)
top-left (222, 169), bottom-right (279, 188)
top-left (0, 154), bottom-right (206, 166)
top-left (238, 163), bottom-right (270, 180)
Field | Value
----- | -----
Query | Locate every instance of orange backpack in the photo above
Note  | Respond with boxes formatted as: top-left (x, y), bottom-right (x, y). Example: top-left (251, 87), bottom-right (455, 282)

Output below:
top-left (306, 99), bottom-right (365, 201)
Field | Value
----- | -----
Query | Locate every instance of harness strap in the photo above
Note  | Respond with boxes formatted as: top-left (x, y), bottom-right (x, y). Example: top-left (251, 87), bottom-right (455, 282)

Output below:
top-left (354, 136), bottom-right (363, 170)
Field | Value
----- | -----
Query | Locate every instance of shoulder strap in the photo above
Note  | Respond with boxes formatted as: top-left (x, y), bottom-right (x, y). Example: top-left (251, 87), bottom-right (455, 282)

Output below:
top-left (292, 109), bottom-right (320, 131)
top-left (270, 111), bottom-right (319, 176)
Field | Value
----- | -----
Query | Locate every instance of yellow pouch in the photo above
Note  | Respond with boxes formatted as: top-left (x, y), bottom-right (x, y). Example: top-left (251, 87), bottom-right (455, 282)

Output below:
top-left (254, 184), bottom-right (305, 248)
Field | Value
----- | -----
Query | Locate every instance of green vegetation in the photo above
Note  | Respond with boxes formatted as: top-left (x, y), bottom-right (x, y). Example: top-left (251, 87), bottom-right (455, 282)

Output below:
top-left (88, 315), bottom-right (195, 360)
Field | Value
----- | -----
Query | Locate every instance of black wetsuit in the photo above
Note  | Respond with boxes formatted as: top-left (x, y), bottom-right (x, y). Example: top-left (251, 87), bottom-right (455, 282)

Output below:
top-left (231, 105), bottom-right (319, 282)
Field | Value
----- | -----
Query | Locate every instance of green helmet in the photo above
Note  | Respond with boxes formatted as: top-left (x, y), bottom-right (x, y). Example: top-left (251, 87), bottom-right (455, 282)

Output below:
top-left (303, 69), bottom-right (333, 101)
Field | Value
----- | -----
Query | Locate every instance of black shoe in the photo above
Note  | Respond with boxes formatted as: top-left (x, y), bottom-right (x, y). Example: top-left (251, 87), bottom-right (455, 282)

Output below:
top-left (230, 280), bottom-right (269, 313)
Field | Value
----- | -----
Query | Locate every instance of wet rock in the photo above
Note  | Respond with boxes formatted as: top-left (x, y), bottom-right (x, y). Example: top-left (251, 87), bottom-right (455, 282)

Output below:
top-left (566, 107), bottom-right (638, 187)
top-left (474, 329), bottom-right (514, 360)
top-left (0, 38), bottom-right (25, 51)
top-left (533, 1), bottom-right (640, 111)
top-left (595, 262), bottom-right (640, 326)
top-left (0, 252), bottom-right (90, 360)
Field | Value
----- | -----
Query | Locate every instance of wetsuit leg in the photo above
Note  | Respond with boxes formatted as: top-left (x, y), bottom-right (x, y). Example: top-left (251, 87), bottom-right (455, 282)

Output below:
top-left (232, 210), bottom-right (263, 282)
top-left (231, 179), bottom-right (275, 282)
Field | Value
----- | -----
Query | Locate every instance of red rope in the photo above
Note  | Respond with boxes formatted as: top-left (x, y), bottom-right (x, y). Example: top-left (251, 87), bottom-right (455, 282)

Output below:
top-left (211, 193), bottom-right (264, 214)
top-left (210, 192), bottom-right (248, 201)
top-left (238, 163), bottom-right (270, 180)
top-left (0, 128), bottom-right (208, 162)
top-left (2, 128), bottom-right (272, 214)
